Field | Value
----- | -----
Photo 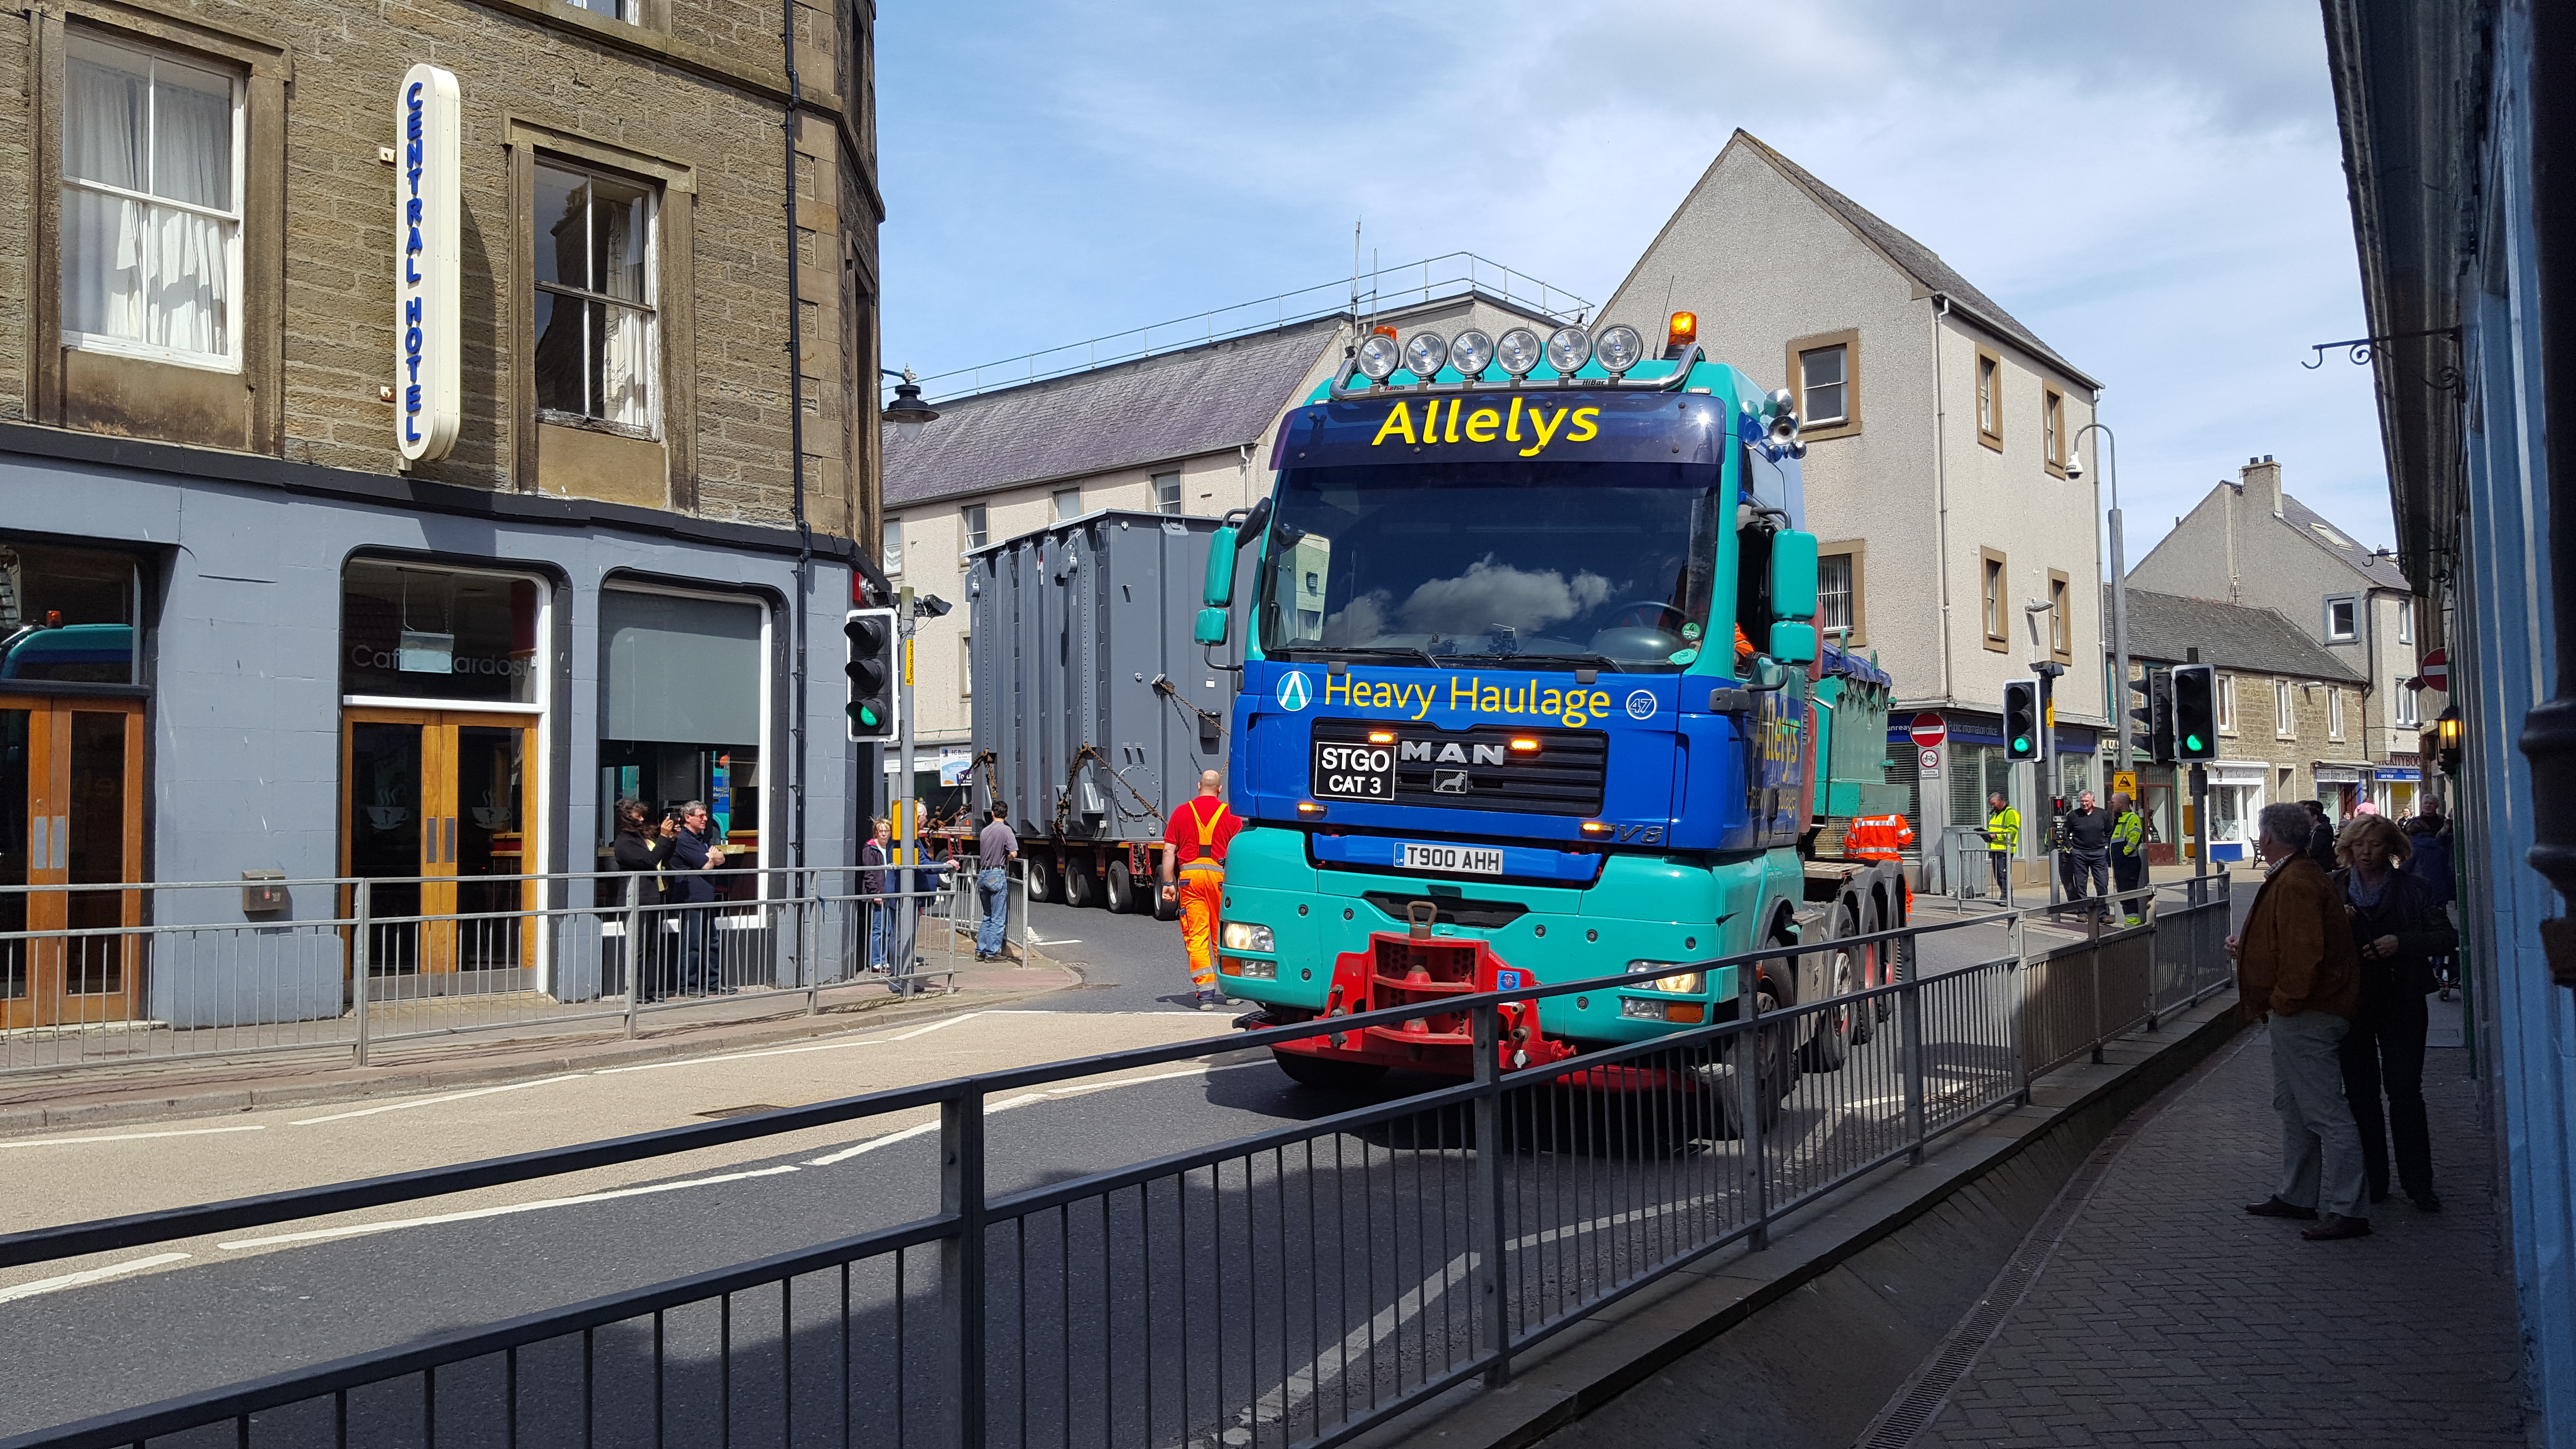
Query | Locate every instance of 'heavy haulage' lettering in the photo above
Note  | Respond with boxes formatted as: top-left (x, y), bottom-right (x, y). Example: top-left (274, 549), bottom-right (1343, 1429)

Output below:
top-left (1323, 672), bottom-right (1616, 728)
top-left (1369, 400), bottom-right (1600, 457)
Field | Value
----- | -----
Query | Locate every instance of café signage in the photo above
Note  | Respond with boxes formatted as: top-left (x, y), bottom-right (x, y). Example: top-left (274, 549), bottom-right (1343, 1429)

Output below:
top-left (396, 64), bottom-right (462, 462)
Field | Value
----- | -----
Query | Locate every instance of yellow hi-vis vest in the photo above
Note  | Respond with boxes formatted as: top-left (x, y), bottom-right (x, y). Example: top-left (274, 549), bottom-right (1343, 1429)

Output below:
top-left (1986, 806), bottom-right (2021, 853)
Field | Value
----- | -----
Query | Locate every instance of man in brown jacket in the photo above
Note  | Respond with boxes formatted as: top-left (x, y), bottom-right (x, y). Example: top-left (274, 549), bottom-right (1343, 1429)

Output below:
top-left (2228, 801), bottom-right (2371, 1240)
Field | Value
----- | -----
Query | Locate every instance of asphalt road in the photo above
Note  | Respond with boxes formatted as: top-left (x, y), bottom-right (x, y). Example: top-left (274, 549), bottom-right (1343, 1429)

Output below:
top-left (0, 880), bottom-right (2235, 1447)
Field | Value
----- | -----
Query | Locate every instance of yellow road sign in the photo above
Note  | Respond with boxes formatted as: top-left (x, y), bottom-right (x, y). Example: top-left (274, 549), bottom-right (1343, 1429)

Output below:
top-left (2113, 770), bottom-right (2139, 797)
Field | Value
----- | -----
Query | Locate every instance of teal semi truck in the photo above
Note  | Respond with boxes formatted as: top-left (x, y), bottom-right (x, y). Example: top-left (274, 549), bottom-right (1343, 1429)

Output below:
top-left (1194, 317), bottom-right (1912, 1111)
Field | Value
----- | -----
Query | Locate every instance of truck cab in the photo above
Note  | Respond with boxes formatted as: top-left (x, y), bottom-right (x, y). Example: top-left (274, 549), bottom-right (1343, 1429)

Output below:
top-left (1196, 320), bottom-right (1867, 1086)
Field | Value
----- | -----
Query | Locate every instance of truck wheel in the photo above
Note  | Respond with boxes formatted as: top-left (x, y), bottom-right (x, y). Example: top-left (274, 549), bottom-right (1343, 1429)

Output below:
top-left (1843, 895), bottom-right (1880, 1049)
top-left (1800, 902), bottom-right (1856, 1072)
top-left (1025, 857), bottom-right (1053, 904)
top-left (1065, 856), bottom-right (1099, 909)
top-left (1105, 860), bottom-right (1135, 913)
top-left (1866, 892), bottom-right (1897, 1025)
top-left (1273, 1050), bottom-right (1387, 1091)
top-left (1713, 988), bottom-right (1788, 1140)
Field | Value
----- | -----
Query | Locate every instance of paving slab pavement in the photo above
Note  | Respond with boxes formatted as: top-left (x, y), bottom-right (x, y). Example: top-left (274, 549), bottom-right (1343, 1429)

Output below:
top-left (1901, 1034), bottom-right (2522, 1449)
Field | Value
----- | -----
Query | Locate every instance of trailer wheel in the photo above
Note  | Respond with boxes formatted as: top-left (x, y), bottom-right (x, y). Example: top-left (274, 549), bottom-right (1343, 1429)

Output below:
top-left (1866, 890), bottom-right (1897, 1025)
top-left (1065, 855), bottom-right (1099, 909)
top-left (1105, 860), bottom-right (1136, 914)
top-left (1713, 987), bottom-right (1788, 1140)
top-left (1272, 1050), bottom-right (1387, 1091)
top-left (1025, 857), bottom-right (1054, 904)
top-left (1846, 894), bottom-right (1882, 1048)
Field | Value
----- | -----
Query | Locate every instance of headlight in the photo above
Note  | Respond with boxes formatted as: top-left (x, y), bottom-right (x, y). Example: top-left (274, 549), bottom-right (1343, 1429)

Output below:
top-left (1221, 922), bottom-right (1274, 952)
top-left (1544, 326), bottom-right (1591, 375)
top-left (1355, 331), bottom-right (1403, 381)
top-left (1449, 329), bottom-right (1495, 378)
top-left (1496, 327), bottom-right (1544, 377)
top-left (1223, 956), bottom-right (1277, 980)
top-left (1627, 961), bottom-right (1703, 994)
top-left (1595, 324), bottom-right (1645, 375)
top-left (1402, 331), bottom-right (1449, 380)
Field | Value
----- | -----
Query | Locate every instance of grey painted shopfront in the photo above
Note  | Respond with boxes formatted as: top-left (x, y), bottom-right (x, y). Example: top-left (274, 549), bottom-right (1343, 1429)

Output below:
top-left (1, 426), bottom-right (864, 1029)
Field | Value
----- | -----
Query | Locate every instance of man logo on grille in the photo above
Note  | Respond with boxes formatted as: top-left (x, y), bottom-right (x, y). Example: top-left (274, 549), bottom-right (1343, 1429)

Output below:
top-left (1276, 671), bottom-right (1312, 712)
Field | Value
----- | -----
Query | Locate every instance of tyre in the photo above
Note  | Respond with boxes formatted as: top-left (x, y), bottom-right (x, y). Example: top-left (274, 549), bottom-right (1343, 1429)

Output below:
top-left (1799, 902), bottom-right (1856, 1072)
top-left (1713, 988), bottom-right (1788, 1139)
top-left (1105, 859), bottom-right (1135, 914)
top-left (1865, 891), bottom-right (1897, 1026)
top-left (1846, 894), bottom-right (1880, 1047)
top-left (1273, 1049), bottom-right (1387, 1091)
top-left (1065, 857), bottom-right (1098, 909)
top-left (1024, 857), bottom-right (1053, 904)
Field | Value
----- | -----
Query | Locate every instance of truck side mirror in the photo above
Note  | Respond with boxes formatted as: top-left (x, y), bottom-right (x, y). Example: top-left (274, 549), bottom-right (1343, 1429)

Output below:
top-left (1770, 530), bottom-right (1819, 620)
top-left (1203, 525), bottom-right (1239, 607)
top-left (1194, 607), bottom-right (1231, 646)
top-left (1769, 621), bottom-right (1817, 665)
top-left (1237, 497), bottom-right (1272, 547)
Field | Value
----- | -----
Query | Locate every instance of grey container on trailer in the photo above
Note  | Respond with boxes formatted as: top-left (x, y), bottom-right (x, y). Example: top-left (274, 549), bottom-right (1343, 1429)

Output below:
top-left (965, 510), bottom-right (1241, 846)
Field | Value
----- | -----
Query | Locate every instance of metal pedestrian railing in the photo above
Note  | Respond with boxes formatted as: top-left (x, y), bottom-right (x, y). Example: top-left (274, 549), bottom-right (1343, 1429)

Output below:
top-left (0, 865), bottom-right (982, 1077)
top-left (0, 875), bottom-right (2234, 1449)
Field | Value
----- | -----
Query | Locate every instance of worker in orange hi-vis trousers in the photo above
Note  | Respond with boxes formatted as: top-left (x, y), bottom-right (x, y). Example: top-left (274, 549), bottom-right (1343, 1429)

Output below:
top-left (1846, 812), bottom-right (1917, 914)
top-left (1161, 770), bottom-right (1242, 1011)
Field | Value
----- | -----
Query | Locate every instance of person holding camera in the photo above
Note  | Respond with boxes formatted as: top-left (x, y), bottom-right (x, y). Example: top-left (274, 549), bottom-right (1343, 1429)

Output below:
top-left (663, 801), bottom-right (727, 995)
top-left (2331, 812), bottom-right (2457, 1212)
top-left (611, 799), bottom-right (672, 1001)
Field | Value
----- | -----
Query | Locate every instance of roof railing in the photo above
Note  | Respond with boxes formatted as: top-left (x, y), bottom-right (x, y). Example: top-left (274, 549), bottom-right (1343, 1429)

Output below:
top-left (902, 252), bottom-right (1590, 403)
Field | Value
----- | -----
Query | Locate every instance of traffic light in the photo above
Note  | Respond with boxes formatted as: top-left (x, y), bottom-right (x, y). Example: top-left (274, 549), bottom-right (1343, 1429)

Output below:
top-left (2129, 667), bottom-right (2175, 763)
top-left (844, 607), bottom-right (899, 741)
top-left (2003, 679), bottom-right (2040, 760)
top-left (2170, 663), bottom-right (2217, 761)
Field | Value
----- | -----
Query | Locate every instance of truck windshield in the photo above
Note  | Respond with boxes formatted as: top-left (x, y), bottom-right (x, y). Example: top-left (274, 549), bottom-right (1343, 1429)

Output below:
top-left (1256, 461), bottom-right (1725, 671)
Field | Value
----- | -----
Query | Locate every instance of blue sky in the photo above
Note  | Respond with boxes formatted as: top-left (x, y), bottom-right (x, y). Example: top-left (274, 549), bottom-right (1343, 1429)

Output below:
top-left (877, 1), bottom-right (2392, 566)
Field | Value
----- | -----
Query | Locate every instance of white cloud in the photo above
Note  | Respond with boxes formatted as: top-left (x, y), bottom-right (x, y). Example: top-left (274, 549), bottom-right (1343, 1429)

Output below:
top-left (882, 0), bottom-right (2394, 562)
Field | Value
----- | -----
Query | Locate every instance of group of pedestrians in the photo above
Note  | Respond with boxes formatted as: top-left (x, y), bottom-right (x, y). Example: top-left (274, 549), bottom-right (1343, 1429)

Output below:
top-left (1978, 789), bottom-right (2150, 922)
top-left (2229, 799), bottom-right (2459, 1241)
top-left (608, 797), bottom-right (734, 1000)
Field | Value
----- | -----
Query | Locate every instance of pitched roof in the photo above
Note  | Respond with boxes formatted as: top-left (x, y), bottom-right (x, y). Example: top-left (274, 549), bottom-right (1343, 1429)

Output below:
top-left (2109, 587), bottom-right (2367, 683)
top-left (1726, 131), bottom-right (2100, 391)
top-left (2276, 491), bottom-right (2411, 590)
top-left (883, 319), bottom-right (1336, 508)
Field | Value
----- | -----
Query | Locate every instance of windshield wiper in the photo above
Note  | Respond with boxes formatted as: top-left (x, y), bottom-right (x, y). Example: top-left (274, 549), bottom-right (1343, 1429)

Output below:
top-left (1289, 644), bottom-right (1448, 669)
top-left (1485, 651), bottom-right (1634, 672)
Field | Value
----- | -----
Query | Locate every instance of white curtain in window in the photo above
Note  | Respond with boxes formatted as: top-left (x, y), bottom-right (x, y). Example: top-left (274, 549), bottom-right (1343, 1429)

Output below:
top-left (62, 47), bottom-right (231, 359)
top-left (599, 304), bottom-right (652, 428)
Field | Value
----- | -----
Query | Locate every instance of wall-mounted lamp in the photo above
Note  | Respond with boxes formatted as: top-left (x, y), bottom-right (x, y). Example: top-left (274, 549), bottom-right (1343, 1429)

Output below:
top-left (2434, 704), bottom-right (2464, 775)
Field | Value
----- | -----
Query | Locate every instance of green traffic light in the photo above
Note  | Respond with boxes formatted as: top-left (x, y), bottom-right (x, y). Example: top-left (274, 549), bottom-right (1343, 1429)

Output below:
top-left (2184, 734), bottom-right (2202, 751)
top-left (2012, 736), bottom-right (2029, 752)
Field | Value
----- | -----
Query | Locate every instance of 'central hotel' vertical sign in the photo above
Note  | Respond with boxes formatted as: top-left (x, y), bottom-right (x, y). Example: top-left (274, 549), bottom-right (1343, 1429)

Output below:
top-left (397, 64), bottom-right (462, 463)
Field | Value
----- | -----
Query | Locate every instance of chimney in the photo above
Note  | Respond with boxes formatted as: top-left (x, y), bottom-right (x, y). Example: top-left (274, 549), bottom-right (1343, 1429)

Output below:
top-left (2240, 454), bottom-right (2284, 518)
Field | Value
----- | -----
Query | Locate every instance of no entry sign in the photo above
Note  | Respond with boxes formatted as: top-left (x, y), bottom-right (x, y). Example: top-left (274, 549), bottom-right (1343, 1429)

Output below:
top-left (1909, 712), bottom-right (1947, 748)
top-left (2418, 648), bottom-right (2448, 692)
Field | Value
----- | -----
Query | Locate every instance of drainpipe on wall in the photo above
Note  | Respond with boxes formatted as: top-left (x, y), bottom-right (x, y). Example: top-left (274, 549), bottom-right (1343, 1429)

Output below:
top-left (1930, 294), bottom-right (1954, 707)
top-left (782, 0), bottom-right (811, 873)
top-left (2519, 0), bottom-right (2576, 987)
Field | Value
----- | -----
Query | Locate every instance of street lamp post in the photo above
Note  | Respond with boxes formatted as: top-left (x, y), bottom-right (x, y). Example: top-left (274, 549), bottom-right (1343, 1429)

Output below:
top-left (878, 369), bottom-right (942, 990)
top-left (2066, 423), bottom-right (2129, 780)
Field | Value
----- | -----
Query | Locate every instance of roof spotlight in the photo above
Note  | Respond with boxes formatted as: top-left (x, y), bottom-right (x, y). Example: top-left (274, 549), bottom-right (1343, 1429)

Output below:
top-left (1496, 327), bottom-right (1544, 377)
top-left (1595, 324), bottom-right (1645, 376)
top-left (1449, 329), bottom-right (1495, 379)
top-left (1402, 331), bottom-right (1450, 381)
top-left (1544, 326), bottom-right (1592, 376)
top-left (1354, 330), bottom-right (1403, 381)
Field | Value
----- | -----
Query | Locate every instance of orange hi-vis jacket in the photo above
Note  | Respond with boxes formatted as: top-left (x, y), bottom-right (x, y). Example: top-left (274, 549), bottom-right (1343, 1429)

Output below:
top-left (1845, 813), bottom-right (1916, 861)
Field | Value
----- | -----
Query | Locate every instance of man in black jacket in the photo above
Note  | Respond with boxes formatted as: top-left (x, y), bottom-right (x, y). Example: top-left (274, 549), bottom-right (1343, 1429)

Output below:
top-left (665, 801), bottom-right (727, 995)
top-left (2333, 814), bottom-right (2459, 1211)
top-left (2058, 790), bottom-right (2115, 920)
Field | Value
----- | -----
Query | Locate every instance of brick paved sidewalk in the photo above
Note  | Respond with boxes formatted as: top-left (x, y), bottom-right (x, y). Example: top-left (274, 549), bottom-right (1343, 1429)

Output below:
top-left (1910, 1031), bottom-right (2524, 1448)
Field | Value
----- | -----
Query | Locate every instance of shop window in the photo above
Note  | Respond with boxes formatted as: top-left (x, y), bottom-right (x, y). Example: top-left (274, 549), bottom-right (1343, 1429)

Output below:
top-left (0, 543), bottom-right (140, 685)
top-left (340, 562), bottom-right (540, 705)
top-left (61, 31), bottom-right (242, 370)
top-left (533, 158), bottom-right (657, 431)
top-left (597, 586), bottom-right (765, 867)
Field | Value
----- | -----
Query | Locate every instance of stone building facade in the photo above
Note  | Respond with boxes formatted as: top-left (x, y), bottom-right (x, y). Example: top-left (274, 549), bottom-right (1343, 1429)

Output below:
top-left (0, 0), bottom-right (882, 1030)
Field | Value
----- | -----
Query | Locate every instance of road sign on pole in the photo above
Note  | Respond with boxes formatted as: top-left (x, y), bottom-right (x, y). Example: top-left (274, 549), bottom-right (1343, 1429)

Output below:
top-left (1920, 747), bottom-right (1942, 773)
top-left (1909, 712), bottom-right (1947, 748)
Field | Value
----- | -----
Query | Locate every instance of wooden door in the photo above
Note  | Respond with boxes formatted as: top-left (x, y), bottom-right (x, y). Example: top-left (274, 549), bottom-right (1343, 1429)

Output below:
top-left (0, 696), bottom-right (144, 1029)
top-left (342, 709), bottom-right (535, 979)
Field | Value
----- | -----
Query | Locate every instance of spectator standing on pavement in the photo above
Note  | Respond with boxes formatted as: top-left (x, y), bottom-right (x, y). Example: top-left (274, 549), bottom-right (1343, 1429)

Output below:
top-left (2302, 799), bottom-right (2340, 873)
top-left (2405, 801), bottom-right (2460, 998)
top-left (611, 799), bottom-right (671, 1001)
top-left (974, 805), bottom-right (1016, 962)
top-left (1161, 770), bottom-right (1242, 1010)
top-left (1983, 792), bottom-right (2020, 906)
top-left (664, 801), bottom-right (727, 996)
top-left (859, 818), bottom-right (890, 973)
top-left (2109, 791), bottom-right (2150, 925)
top-left (2060, 790), bottom-right (2115, 918)
top-left (2333, 814), bottom-right (2456, 1212)
top-left (2228, 801), bottom-right (2371, 1240)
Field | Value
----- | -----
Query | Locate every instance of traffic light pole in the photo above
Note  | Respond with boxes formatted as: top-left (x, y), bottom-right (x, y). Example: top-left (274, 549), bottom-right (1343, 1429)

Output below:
top-left (2187, 646), bottom-right (2209, 883)
top-left (895, 585), bottom-right (920, 993)
top-left (2032, 662), bottom-right (2065, 910)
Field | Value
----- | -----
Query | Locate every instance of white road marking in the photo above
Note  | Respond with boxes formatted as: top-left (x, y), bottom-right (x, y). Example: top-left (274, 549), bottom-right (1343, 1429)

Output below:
top-left (800, 1118), bottom-right (943, 1167)
top-left (289, 1076), bottom-right (586, 1126)
top-left (0, 1125), bottom-right (266, 1150)
top-left (0, 1253), bottom-right (190, 1304)
top-left (215, 1165), bottom-right (803, 1250)
top-left (800, 1061), bottom-right (1269, 1163)
top-left (589, 1011), bottom-right (986, 1076)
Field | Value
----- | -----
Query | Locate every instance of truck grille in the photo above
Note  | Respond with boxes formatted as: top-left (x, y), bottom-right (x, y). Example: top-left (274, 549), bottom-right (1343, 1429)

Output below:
top-left (1311, 719), bottom-right (1607, 816)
